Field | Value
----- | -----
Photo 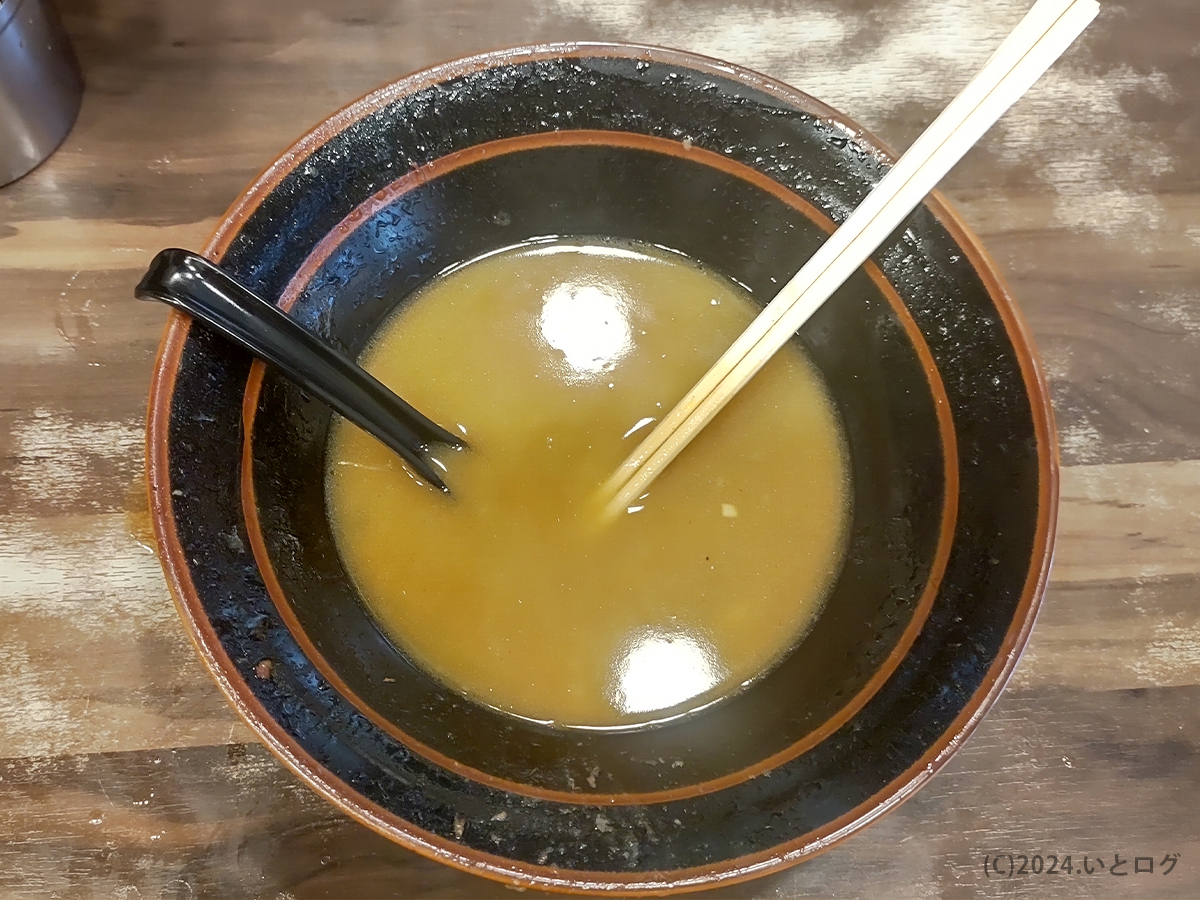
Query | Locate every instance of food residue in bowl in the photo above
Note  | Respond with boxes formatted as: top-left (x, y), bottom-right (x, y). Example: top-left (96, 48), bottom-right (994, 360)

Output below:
top-left (325, 238), bottom-right (850, 728)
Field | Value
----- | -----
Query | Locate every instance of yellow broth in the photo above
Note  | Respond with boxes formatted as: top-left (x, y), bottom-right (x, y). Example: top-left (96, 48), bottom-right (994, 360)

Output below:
top-left (325, 239), bottom-right (850, 728)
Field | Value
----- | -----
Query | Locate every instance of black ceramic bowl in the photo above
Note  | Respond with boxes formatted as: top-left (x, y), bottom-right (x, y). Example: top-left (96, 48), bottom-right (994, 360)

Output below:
top-left (147, 44), bottom-right (1057, 894)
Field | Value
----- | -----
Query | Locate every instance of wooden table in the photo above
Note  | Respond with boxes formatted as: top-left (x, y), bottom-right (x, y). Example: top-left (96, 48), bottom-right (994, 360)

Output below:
top-left (2, 0), bottom-right (1197, 896)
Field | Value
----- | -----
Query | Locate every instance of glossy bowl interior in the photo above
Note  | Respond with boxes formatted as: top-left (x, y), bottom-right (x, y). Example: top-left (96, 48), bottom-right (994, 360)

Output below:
top-left (148, 43), bottom-right (1056, 894)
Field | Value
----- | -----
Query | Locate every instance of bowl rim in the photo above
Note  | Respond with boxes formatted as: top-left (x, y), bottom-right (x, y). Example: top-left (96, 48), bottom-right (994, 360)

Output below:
top-left (146, 41), bottom-right (1059, 895)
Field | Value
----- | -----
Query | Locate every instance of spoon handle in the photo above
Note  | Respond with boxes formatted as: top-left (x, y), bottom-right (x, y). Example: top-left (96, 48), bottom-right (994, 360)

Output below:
top-left (136, 248), bottom-right (461, 492)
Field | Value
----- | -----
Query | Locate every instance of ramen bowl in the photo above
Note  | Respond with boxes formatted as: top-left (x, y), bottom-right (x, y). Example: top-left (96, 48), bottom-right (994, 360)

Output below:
top-left (146, 43), bottom-right (1057, 894)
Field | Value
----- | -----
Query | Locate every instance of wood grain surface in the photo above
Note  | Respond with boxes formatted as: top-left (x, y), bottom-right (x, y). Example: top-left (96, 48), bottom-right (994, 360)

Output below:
top-left (1, 0), bottom-right (1197, 896)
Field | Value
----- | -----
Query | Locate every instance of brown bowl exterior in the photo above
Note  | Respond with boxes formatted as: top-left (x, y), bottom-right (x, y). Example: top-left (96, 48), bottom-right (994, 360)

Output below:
top-left (146, 43), bottom-right (1057, 894)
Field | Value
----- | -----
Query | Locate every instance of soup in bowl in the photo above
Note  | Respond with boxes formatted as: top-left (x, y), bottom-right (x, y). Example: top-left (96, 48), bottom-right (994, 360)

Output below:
top-left (146, 43), bottom-right (1056, 894)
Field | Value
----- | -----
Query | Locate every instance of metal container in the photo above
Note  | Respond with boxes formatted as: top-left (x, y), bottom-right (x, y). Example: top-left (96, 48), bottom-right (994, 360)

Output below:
top-left (0, 0), bottom-right (82, 186)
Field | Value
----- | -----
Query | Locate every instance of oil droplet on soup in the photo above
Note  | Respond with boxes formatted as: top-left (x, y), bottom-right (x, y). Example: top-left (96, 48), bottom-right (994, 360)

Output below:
top-left (325, 239), bottom-right (850, 728)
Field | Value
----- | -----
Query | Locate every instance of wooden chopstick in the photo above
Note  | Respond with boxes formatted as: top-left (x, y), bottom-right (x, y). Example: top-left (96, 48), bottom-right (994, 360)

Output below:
top-left (602, 0), bottom-right (1099, 521)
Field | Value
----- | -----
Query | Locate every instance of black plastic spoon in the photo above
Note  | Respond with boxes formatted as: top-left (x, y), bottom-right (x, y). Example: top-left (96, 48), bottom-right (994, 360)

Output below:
top-left (136, 248), bottom-right (464, 492)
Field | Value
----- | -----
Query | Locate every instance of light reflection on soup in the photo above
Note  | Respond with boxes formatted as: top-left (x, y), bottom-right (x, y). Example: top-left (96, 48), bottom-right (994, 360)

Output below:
top-left (325, 238), bottom-right (850, 728)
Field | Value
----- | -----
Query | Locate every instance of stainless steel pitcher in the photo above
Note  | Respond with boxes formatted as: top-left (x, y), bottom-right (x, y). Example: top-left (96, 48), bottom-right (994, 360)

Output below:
top-left (0, 0), bottom-right (83, 186)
